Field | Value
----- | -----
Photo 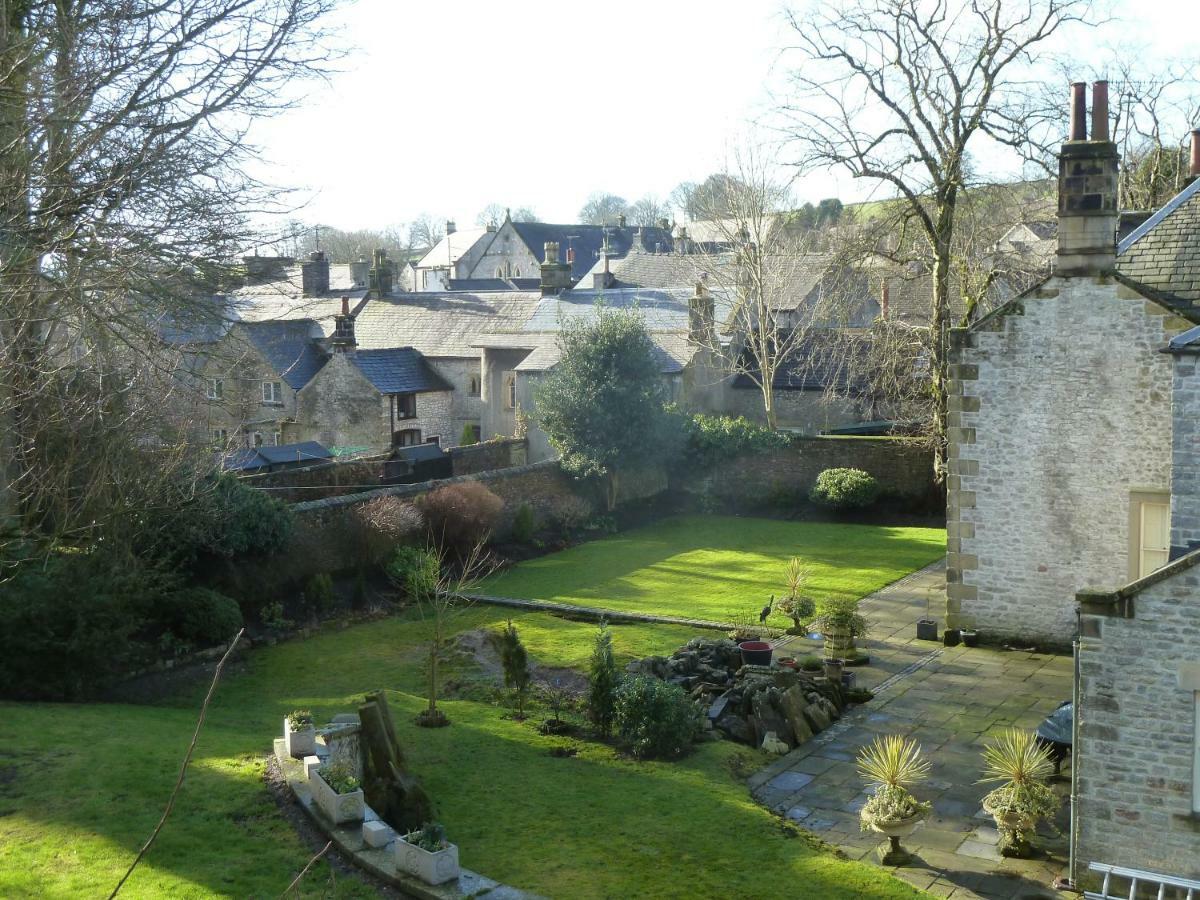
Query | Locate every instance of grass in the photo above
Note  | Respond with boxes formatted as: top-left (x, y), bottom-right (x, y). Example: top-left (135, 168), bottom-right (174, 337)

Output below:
top-left (1, 517), bottom-right (940, 898)
top-left (483, 514), bottom-right (946, 624)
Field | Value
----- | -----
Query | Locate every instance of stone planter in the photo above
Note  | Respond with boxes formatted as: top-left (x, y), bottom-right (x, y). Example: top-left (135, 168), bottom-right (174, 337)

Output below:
top-left (960, 629), bottom-right (980, 647)
top-left (866, 811), bottom-right (926, 865)
top-left (823, 658), bottom-right (845, 682)
top-left (310, 769), bottom-right (365, 826)
top-left (822, 626), bottom-right (855, 658)
top-left (395, 835), bottom-right (460, 885)
top-left (284, 718), bottom-right (316, 758)
top-left (915, 618), bottom-right (939, 641)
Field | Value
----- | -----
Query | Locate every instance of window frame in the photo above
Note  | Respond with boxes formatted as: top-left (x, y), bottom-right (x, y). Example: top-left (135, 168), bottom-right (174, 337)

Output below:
top-left (262, 380), bottom-right (283, 405)
top-left (396, 393), bottom-right (417, 419)
top-left (207, 377), bottom-right (224, 400)
top-left (468, 374), bottom-right (481, 397)
top-left (504, 373), bottom-right (516, 410)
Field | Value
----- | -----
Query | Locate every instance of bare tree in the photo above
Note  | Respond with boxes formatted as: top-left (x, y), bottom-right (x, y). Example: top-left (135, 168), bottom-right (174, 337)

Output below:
top-left (0, 1), bottom-right (341, 539)
top-left (578, 192), bottom-right (630, 225)
top-left (628, 194), bottom-right (669, 227)
top-left (780, 0), bottom-right (1094, 478)
top-left (407, 214), bottom-right (445, 251)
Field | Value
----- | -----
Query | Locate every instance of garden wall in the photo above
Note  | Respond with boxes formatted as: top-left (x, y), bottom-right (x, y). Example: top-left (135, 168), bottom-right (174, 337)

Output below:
top-left (686, 436), bottom-right (937, 509)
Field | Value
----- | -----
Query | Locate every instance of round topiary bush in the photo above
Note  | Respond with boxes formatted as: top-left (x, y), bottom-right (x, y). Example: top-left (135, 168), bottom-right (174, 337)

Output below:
top-left (809, 467), bottom-right (881, 511)
top-left (614, 675), bottom-right (700, 760)
top-left (173, 587), bottom-right (244, 646)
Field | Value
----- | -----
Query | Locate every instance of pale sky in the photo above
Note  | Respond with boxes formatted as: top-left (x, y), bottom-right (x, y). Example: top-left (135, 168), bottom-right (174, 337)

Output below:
top-left (249, 0), bottom-right (1195, 236)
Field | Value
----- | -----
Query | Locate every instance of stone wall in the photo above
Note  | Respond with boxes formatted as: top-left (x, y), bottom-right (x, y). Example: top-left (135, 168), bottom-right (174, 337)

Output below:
top-left (450, 438), bottom-right (527, 476)
top-left (686, 436), bottom-right (936, 507)
top-left (1171, 354), bottom-right (1200, 557)
top-left (717, 386), bottom-right (869, 436)
top-left (428, 356), bottom-right (484, 444)
top-left (1076, 556), bottom-right (1200, 879)
top-left (946, 276), bottom-right (1190, 641)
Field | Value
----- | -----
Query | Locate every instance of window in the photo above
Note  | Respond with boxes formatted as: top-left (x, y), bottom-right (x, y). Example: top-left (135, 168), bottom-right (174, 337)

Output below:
top-left (425, 435), bottom-right (440, 446)
top-left (396, 393), bottom-right (417, 419)
top-left (272, 430), bottom-right (282, 447)
top-left (262, 380), bottom-right (283, 404)
top-left (1130, 492), bottom-right (1171, 579)
top-left (468, 374), bottom-right (481, 397)
top-left (394, 428), bottom-right (422, 447)
top-left (207, 377), bottom-right (223, 400)
top-left (504, 374), bottom-right (516, 410)
top-left (211, 428), bottom-right (228, 446)
top-left (250, 431), bottom-right (264, 448)
top-left (468, 424), bottom-right (482, 443)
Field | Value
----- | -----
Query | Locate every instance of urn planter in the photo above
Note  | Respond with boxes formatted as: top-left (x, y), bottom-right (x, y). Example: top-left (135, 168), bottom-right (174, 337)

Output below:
top-left (822, 626), bottom-right (855, 659)
top-left (823, 657), bottom-right (845, 682)
top-left (738, 641), bottom-right (773, 667)
top-left (283, 718), bottom-right (316, 758)
top-left (310, 769), bottom-right (365, 826)
top-left (395, 835), bottom-right (460, 885)
top-left (867, 811), bottom-right (926, 865)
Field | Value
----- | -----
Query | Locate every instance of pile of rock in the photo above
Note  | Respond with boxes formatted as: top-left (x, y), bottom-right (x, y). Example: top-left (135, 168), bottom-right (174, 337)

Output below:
top-left (626, 637), bottom-right (849, 751)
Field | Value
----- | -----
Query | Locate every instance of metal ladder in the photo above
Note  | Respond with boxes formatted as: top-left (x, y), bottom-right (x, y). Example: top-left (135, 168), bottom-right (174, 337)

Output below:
top-left (1085, 862), bottom-right (1200, 900)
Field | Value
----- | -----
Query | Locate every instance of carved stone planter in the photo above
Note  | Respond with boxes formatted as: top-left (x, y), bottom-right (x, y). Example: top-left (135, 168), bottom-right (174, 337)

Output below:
top-left (284, 718), bottom-right (316, 758)
top-left (395, 835), bottom-right (460, 885)
top-left (310, 769), bottom-right (365, 826)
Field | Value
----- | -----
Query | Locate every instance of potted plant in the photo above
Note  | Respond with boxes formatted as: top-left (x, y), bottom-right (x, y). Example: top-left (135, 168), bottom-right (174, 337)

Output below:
top-left (978, 729), bottom-right (1059, 858)
top-left (396, 822), bottom-right (460, 886)
top-left (916, 593), bottom-right (938, 641)
top-left (960, 628), bottom-right (980, 647)
top-left (310, 762), bottom-right (365, 826)
top-left (284, 709), bottom-right (316, 758)
top-left (775, 559), bottom-right (817, 635)
top-left (738, 640), bottom-right (773, 667)
top-left (799, 656), bottom-right (823, 673)
top-left (812, 596), bottom-right (868, 661)
top-left (857, 735), bottom-right (932, 865)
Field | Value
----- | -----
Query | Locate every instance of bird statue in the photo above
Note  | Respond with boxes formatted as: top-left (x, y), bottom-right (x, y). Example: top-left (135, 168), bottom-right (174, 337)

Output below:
top-left (759, 594), bottom-right (774, 624)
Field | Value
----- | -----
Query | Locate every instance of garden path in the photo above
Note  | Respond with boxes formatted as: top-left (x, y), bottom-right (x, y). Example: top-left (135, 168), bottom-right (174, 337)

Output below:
top-left (751, 563), bottom-right (1075, 900)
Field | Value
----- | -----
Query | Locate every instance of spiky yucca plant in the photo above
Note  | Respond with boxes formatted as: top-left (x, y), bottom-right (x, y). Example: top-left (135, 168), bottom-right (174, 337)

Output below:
top-left (857, 736), bottom-right (932, 831)
top-left (776, 558), bottom-right (816, 631)
top-left (978, 729), bottom-right (1059, 853)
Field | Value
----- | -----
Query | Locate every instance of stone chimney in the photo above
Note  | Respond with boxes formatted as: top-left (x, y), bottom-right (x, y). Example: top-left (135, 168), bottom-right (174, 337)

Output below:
top-left (617, 214), bottom-right (626, 229)
top-left (331, 296), bottom-right (356, 352)
top-left (539, 241), bottom-right (572, 295)
top-left (351, 256), bottom-right (370, 287)
top-left (689, 278), bottom-right (715, 344)
top-left (301, 251), bottom-right (330, 297)
top-left (368, 248), bottom-right (393, 295)
top-left (1055, 80), bottom-right (1120, 276)
top-left (445, 220), bottom-right (456, 236)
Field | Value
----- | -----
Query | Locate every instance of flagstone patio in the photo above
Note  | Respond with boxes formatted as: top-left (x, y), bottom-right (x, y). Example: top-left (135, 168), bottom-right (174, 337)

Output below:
top-left (750, 563), bottom-right (1075, 900)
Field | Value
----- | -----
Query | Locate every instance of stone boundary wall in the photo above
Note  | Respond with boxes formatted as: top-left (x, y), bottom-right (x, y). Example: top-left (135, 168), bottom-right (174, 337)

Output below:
top-left (686, 436), bottom-right (937, 507)
top-left (449, 438), bottom-right (527, 476)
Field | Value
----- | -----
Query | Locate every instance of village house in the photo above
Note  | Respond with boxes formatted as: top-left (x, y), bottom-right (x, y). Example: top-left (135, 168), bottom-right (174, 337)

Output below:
top-left (944, 82), bottom-right (1200, 880)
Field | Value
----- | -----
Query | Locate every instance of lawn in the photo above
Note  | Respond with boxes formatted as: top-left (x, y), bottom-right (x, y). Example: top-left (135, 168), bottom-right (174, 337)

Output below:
top-left (2, 604), bottom-right (925, 899)
top-left (483, 514), bottom-right (947, 624)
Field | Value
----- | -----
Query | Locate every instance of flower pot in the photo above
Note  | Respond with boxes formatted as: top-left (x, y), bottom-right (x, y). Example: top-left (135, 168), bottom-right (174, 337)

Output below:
top-left (822, 626), bottom-right (855, 658)
top-left (960, 629), bottom-right (979, 647)
top-left (823, 658), bottom-right (845, 682)
top-left (777, 657), bottom-right (798, 670)
top-left (738, 641), bottom-right (773, 667)
top-left (867, 811), bottom-right (926, 839)
top-left (916, 619), bottom-right (939, 642)
top-left (942, 628), bottom-right (961, 647)
top-left (396, 835), bottom-right (460, 885)
top-left (309, 769), bottom-right (365, 826)
top-left (283, 718), bottom-right (316, 758)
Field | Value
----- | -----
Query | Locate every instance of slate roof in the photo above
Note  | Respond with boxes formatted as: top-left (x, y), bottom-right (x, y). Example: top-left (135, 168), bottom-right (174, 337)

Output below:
top-left (353, 292), bottom-right (540, 357)
top-left (348, 348), bottom-right (454, 394)
top-left (472, 330), bottom-right (699, 374)
top-left (240, 320), bottom-right (328, 389)
top-left (447, 277), bottom-right (541, 292)
top-left (579, 249), bottom-right (726, 289)
top-left (510, 222), bottom-right (674, 279)
top-left (257, 441), bottom-right (333, 465)
top-left (1117, 178), bottom-right (1200, 315)
top-left (731, 332), bottom-right (869, 392)
top-left (415, 229), bottom-right (492, 270)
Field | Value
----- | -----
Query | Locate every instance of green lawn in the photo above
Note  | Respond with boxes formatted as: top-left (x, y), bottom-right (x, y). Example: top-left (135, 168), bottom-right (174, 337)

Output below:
top-left (483, 515), bottom-right (946, 623)
top-left (2, 605), bottom-right (924, 899)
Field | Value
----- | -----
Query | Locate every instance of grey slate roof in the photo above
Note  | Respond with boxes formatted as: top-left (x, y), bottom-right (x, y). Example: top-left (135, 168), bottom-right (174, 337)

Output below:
top-left (448, 277), bottom-right (541, 292)
top-left (1117, 178), bottom-right (1200, 316)
top-left (256, 442), bottom-right (333, 465)
top-left (731, 332), bottom-right (869, 392)
top-left (240, 320), bottom-right (328, 389)
top-left (349, 348), bottom-right (453, 395)
top-left (353, 293), bottom-right (540, 357)
top-left (511, 222), bottom-right (674, 279)
top-left (415, 229), bottom-right (492, 270)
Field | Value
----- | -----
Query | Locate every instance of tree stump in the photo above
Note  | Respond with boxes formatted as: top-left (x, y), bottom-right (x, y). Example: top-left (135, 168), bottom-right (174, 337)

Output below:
top-left (358, 692), bottom-right (433, 833)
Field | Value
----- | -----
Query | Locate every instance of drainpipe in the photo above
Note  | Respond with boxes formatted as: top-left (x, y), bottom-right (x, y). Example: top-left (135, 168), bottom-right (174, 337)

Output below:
top-left (1066, 607), bottom-right (1082, 889)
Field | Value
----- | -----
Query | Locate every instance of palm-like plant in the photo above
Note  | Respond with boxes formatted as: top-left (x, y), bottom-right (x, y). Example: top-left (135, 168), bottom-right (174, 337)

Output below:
top-left (857, 736), bottom-right (932, 830)
top-left (775, 558), bottom-right (816, 633)
top-left (978, 729), bottom-right (1059, 856)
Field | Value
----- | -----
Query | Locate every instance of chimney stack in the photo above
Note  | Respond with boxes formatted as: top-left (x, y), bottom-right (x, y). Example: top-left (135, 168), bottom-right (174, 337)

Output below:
top-left (539, 241), bottom-right (572, 295)
top-left (1056, 80), bottom-right (1120, 276)
top-left (688, 280), bottom-right (715, 344)
top-left (301, 250), bottom-right (330, 297)
top-left (332, 296), bottom-right (356, 352)
top-left (1188, 129), bottom-right (1200, 185)
top-left (445, 220), bottom-right (456, 235)
top-left (368, 248), bottom-right (393, 296)
top-left (351, 256), bottom-right (370, 287)
top-left (617, 214), bottom-right (626, 229)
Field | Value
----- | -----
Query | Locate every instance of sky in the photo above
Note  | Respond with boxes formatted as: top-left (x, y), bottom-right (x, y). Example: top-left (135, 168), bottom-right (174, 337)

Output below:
top-left (249, 0), bottom-right (1196, 237)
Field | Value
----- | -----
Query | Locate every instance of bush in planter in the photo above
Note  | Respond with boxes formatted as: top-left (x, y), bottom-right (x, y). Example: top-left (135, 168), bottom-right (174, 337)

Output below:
top-left (857, 735), bottom-right (931, 864)
top-left (809, 468), bottom-right (881, 511)
top-left (614, 676), bottom-right (700, 760)
top-left (320, 763), bottom-right (360, 794)
top-left (587, 621), bottom-right (621, 737)
top-left (812, 596), bottom-right (869, 657)
top-left (417, 481), bottom-right (503, 555)
top-left (979, 728), bottom-right (1059, 856)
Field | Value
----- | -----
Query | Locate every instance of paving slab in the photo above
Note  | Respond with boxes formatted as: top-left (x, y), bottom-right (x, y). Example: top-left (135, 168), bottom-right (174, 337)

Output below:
top-left (749, 560), bottom-right (1073, 900)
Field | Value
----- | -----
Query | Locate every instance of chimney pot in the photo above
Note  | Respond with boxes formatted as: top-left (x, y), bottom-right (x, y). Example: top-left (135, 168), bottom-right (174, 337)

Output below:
top-left (341, 295), bottom-right (350, 316)
top-left (1069, 82), bottom-right (1087, 141)
top-left (1190, 129), bottom-right (1200, 180)
top-left (1091, 81), bottom-right (1110, 142)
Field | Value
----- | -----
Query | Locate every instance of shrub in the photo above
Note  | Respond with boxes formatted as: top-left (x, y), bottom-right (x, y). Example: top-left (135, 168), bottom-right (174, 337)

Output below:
top-left (547, 494), bottom-right (592, 531)
top-left (613, 676), bottom-right (700, 760)
top-left (302, 573), bottom-right (336, 615)
top-left (152, 474), bottom-right (293, 563)
top-left (459, 423), bottom-right (478, 446)
top-left (809, 468), bottom-right (881, 511)
top-left (0, 550), bottom-right (171, 700)
top-left (587, 621), bottom-right (621, 737)
top-left (678, 411), bottom-right (790, 469)
top-left (170, 587), bottom-right (244, 646)
top-left (417, 481), bottom-right (503, 554)
top-left (511, 503), bottom-right (535, 544)
top-left (497, 621), bottom-right (531, 717)
top-left (351, 496), bottom-right (424, 567)
top-left (386, 546), bottom-right (440, 601)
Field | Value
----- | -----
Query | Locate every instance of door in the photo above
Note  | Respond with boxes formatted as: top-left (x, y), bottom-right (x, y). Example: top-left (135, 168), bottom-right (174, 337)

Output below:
top-left (1138, 500), bottom-right (1170, 579)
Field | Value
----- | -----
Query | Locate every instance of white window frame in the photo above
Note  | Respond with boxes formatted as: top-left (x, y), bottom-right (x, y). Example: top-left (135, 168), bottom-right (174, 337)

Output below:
top-left (250, 431), bottom-right (264, 448)
top-left (504, 374), bottom-right (516, 410)
top-left (211, 427), bottom-right (228, 446)
top-left (207, 377), bottom-right (223, 400)
top-left (262, 380), bottom-right (283, 405)
top-left (272, 430), bottom-right (282, 447)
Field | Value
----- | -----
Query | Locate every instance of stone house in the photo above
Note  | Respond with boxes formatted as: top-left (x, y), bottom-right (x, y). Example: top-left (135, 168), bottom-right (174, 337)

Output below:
top-left (944, 82), bottom-right (1200, 880)
top-left (412, 222), bottom-right (493, 291)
